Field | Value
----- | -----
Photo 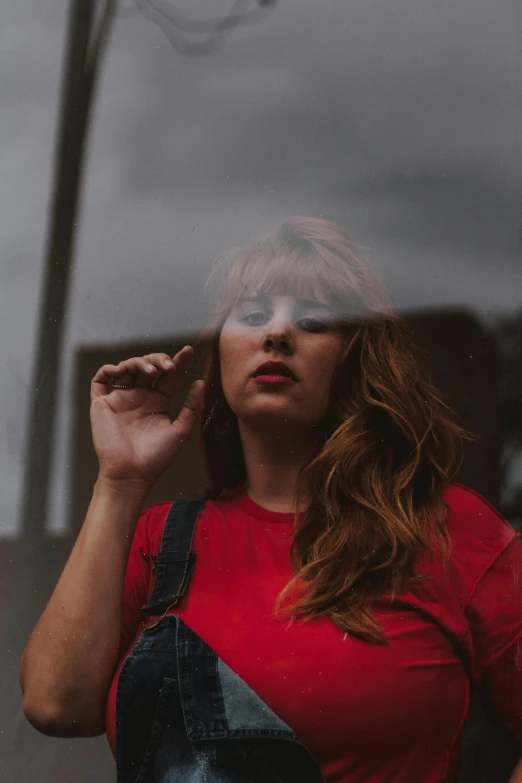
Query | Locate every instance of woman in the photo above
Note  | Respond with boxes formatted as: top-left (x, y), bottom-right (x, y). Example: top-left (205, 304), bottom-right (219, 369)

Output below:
top-left (20, 217), bottom-right (522, 782)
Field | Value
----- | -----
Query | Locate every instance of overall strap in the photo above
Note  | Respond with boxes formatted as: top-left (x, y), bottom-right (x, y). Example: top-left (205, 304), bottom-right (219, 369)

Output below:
top-left (139, 499), bottom-right (206, 616)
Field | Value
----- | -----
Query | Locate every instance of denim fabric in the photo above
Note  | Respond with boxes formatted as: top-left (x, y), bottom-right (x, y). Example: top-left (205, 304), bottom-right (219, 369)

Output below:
top-left (116, 500), bottom-right (325, 783)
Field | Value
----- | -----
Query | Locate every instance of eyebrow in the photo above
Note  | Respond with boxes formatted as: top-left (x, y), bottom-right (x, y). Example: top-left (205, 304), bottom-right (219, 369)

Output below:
top-left (238, 294), bottom-right (333, 310)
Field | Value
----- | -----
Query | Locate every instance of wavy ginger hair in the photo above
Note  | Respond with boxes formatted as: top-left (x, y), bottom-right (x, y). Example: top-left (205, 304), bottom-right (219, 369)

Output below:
top-left (195, 217), bottom-right (471, 644)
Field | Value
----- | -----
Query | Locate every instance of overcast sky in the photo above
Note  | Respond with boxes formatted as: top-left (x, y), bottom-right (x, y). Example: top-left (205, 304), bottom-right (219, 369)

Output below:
top-left (1, 0), bottom-right (521, 535)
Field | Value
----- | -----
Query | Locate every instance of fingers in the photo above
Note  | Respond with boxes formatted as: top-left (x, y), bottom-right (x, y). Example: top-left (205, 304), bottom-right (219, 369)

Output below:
top-left (91, 363), bottom-right (127, 400)
top-left (147, 346), bottom-right (196, 398)
top-left (171, 379), bottom-right (206, 441)
top-left (91, 345), bottom-right (199, 400)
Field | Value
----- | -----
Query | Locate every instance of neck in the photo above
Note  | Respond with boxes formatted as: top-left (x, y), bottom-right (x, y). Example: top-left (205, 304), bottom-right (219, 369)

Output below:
top-left (238, 419), bottom-right (320, 513)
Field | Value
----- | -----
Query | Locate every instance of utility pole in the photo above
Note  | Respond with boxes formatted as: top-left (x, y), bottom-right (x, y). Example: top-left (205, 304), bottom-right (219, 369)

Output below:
top-left (19, 0), bottom-right (272, 547)
top-left (20, 0), bottom-right (116, 548)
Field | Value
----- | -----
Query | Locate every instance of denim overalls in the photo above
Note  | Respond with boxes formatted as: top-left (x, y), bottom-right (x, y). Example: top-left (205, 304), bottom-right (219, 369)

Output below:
top-left (115, 499), bottom-right (326, 783)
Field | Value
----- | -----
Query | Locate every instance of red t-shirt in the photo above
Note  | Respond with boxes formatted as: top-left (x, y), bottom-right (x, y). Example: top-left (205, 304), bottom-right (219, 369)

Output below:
top-left (105, 483), bottom-right (522, 782)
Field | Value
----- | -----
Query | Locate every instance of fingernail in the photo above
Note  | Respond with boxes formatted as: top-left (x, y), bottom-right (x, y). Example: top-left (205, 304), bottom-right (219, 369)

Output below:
top-left (164, 359), bottom-right (174, 367)
top-left (147, 363), bottom-right (155, 371)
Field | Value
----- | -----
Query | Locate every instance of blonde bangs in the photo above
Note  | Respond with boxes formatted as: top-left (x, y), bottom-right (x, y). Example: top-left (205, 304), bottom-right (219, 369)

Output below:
top-left (204, 219), bottom-right (393, 333)
top-left (231, 243), bottom-right (336, 305)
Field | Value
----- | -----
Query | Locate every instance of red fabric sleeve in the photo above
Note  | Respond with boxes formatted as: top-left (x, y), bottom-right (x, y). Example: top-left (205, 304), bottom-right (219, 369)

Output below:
top-left (118, 502), bottom-right (170, 656)
top-left (464, 533), bottom-right (522, 751)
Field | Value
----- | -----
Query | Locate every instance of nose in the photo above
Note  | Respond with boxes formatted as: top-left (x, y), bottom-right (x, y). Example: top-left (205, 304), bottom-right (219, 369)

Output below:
top-left (259, 299), bottom-right (297, 354)
top-left (262, 320), bottom-right (295, 355)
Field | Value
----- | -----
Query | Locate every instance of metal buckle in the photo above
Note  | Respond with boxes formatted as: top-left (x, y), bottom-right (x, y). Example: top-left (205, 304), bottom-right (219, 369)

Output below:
top-left (143, 616), bottom-right (163, 634)
top-left (142, 596), bottom-right (179, 633)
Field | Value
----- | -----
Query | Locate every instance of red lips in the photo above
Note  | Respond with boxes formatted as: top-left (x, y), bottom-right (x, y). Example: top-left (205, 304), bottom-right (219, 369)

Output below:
top-left (252, 361), bottom-right (298, 380)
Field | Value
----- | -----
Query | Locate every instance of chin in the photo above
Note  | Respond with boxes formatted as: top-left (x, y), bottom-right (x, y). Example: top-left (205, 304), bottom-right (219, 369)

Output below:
top-left (239, 407), bottom-right (313, 428)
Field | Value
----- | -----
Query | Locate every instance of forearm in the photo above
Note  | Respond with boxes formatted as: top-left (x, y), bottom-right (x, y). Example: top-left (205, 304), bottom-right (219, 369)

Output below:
top-left (20, 477), bottom-right (149, 735)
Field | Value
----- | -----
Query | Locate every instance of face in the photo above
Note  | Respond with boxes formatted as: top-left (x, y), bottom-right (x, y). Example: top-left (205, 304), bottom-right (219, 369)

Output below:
top-left (219, 293), bottom-right (345, 433)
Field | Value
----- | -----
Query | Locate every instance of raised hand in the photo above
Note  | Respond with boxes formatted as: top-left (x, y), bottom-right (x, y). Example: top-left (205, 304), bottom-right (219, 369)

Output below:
top-left (90, 345), bottom-right (205, 489)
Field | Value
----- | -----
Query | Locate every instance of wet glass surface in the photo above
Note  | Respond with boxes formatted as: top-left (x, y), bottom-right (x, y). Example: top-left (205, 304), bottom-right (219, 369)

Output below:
top-left (2, 1), bottom-right (521, 781)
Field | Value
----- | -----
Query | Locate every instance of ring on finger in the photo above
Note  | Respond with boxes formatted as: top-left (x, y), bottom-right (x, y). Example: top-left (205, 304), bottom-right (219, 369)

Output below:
top-left (111, 372), bottom-right (137, 390)
top-left (151, 369), bottom-right (164, 390)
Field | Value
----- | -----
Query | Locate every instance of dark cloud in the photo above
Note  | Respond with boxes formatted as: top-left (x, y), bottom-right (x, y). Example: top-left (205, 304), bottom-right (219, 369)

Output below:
top-left (348, 165), bottom-right (522, 257)
top-left (1, 0), bottom-right (521, 533)
top-left (105, 0), bottom-right (522, 268)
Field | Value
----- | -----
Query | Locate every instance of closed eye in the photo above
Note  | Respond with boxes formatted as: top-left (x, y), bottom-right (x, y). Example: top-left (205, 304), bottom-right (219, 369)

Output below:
top-left (240, 311), bottom-right (267, 325)
top-left (299, 317), bottom-right (328, 332)
top-left (240, 312), bottom-right (328, 332)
